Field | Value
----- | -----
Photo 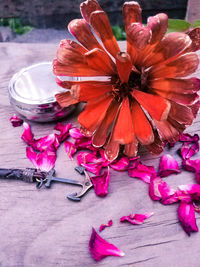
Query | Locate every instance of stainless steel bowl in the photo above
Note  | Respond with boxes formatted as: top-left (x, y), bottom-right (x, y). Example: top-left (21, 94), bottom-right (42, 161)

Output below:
top-left (8, 62), bottom-right (76, 122)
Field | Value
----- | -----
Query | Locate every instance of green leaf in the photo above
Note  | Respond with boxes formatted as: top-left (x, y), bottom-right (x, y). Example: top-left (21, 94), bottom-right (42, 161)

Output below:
top-left (168, 19), bottom-right (191, 33)
top-left (193, 20), bottom-right (200, 28)
top-left (112, 25), bottom-right (126, 40)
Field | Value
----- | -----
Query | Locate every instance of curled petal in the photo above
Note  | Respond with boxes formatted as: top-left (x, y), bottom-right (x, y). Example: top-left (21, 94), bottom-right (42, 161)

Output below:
top-left (116, 52), bottom-right (132, 84)
top-left (127, 23), bottom-right (151, 50)
top-left (89, 227), bottom-right (124, 261)
top-left (26, 146), bottom-right (56, 172)
top-left (120, 212), bottom-right (154, 225)
top-left (178, 184), bottom-right (200, 200)
top-left (149, 176), bottom-right (174, 201)
top-left (75, 137), bottom-right (97, 152)
top-left (182, 158), bottom-right (200, 175)
top-left (55, 91), bottom-right (78, 108)
top-left (158, 154), bottom-right (180, 177)
top-left (147, 13), bottom-right (168, 44)
top-left (110, 157), bottom-right (130, 171)
top-left (91, 168), bottom-right (110, 197)
top-left (80, 0), bottom-right (102, 24)
top-left (10, 114), bottom-right (23, 127)
top-left (33, 134), bottom-right (57, 152)
top-left (76, 151), bottom-right (100, 165)
top-left (128, 160), bottom-right (156, 184)
top-left (21, 122), bottom-right (34, 146)
top-left (180, 142), bottom-right (199, 160)
top-left (123, 136), bottom-right (138, 157)
top-left (187, 27), bottom-right (200, 52)
top-left (99, 220), bottom-right (113, 232)
top-left (178, 202), bottom-right (198, 235)
top-left (54, 123), bottom-right (72, 143)
top-left (69, 128), bottom-right (84, 139)
top-left (81, 162), bottom-right (103, 175)
top-left (64, 141), bottom-right (77, 159)
top-left (154, 119), bottom-right (180, 143)
top-left (169, 101), bottom-right (194, 125)
top-left (123, 1), bottom-right (142, 30)
top-left (179, 133), bottom-right (199, 143)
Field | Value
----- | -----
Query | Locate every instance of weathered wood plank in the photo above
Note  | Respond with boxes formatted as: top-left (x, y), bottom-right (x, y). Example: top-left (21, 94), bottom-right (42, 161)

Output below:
top-left (0, 42), bottom-right (200, 267)
top-left (185, 0), bottom-right (200, 24)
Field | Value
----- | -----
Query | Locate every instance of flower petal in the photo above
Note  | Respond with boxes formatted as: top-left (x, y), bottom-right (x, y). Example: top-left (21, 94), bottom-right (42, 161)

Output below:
top-left (149, 176), bottom-right (174, 201)
top-left (179, 133), bottom-right (199, 143)
top-left (76, 151), bottom-right (100, 165)
top-left (69, 128), bottom-right (84, 139)
top-left (89, 10), bottom-right (120, 58)
top-left (64, 141), bottom-right (77, 159)
top-left (127, 23), bottom-right (151, 50)
top-left (120, 212), bottom-right (154, 225)
top-left (92, 99), bottom-right (120, 147)
top-left (123, 1), bottom-right (142, 30)
top-left (26, 146), bottom-right (56, 172)
top-left (132, 101), bottom-right (154, 145)
top-left (169, 101), bottom-right (194, 125)
top-left (158, 154), bottom-right (181, 177)
top-left (187, 27), bottom-right (200, 52)
top-left (147, 13), bottom-right (168, 44)
top-left (128, 160), bottom-right (156, 184)
top-left (55, 91), bottom-right (78, 108)
top-left (68, 19), bottom-right (102, 50)
top-left (33, 134), bottom-right (57, 152)
top-left (75, 137), bottom-right (97, 152)
top-left (132, 90), bottom-right (171, 121)
top-left (154, 119), bottom-right (180, 143)
top-left (116, 52), bottom-right (132, 83)
top-left (89, 227), bottom-right (124, 261)
top-left (78, 94), bottom-right (113, 134)
top-left (113, 97), bottom-right (134, 144)
top-left (85, 48), bottom-right (116, 75)
top-left (21, 122), bottom-right (34, 146)
top-left (146, 131), bottom-right (164, 155)
top-left (99, 220), bottom-right (113, 232)
top-left (149, 52), bottom-right (199, 79)
top-left (123, 136), bottom-right (138, 157)
top-left (178, 202), bottom-right (198, 235)
top-left (180, 142), bottom-right (199, 160)
top-left (54, 123), bottom-right (72, 143)
top-left (110, 157), bottom-right (130, 171)
top-left (80, 0), bottom-right (102, 24)
top-left (91, 168), bottom-right (110, 197)
top-left (10, 114), bottom-right (23, 127)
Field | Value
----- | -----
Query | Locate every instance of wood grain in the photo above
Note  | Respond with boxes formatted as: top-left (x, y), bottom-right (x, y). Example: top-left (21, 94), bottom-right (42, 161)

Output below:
top-left (0, 42), bottom-right (200, 267)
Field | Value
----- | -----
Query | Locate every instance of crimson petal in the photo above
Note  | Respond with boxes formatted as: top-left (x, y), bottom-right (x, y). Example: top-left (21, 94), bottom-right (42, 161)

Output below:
top-left (99, 220), bottom-right (113, 232)
top-left (91, 168), bottom-right (110, 197)
top-left (10, 114), bottom-right (23, 127)
top-left (158, 154), bottom-right (180, 177)
top-left (89, 227), bottom-right (124, 261)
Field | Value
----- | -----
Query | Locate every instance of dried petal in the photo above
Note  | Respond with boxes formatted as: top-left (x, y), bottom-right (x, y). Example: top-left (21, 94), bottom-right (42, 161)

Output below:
top-left (158, 154), bottom-right (180, 177)
top-left (110, 157), bottom-right (130, 171)
top-left (178, 202), bottom-right (198, 235)
top-left (149, 176), bottom-right (174, 201)
top-left (89, 227), bottom-right (124, 261)
top-left (128, 160), bottom-right (156, 184)
top-left (120, 212), bottom-right (154, 225)
top-left (26, 146), bottom-right (56, 172)
top-left (33, 134), bottom-right (57, 152)
top-left (99, 220), bottom-right (113, 232)
top-left (179, 133), bottom-right (199, 143)
top-left (21, 122), bottom-right (34, 146)
top-left (179, 142), bottom-right (199, 160)
top-left (54, 123), bottom-right (72, 143)
top-left (69, 127), bottom-right (84, 139)
top-left (64, 141), bottom-right (77, 159)
top-left (91, 168), bottom-right (110, 197)
top-left (10, 114), bottom-right (23, 127)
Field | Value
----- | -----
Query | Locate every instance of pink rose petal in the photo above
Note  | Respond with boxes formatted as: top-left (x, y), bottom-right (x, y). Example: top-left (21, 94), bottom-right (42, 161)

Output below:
top-left (26, 146), bottom-right (56, 172)
top-left (110, 157), bottom-right (130, 171)
top-left (149, 176), bottom-right (175, 201)
top-left (64, 141), bottom-right (77, 159)
top-left (178, 201), bottom-right (198, 235)
top-left (179, 133), bottom-right (199, 143)
top-left (75, 137), bottom-right (97, 153)
top-left (69, 127), bottom-right (84, 139)
top-left (54, 123), bottom-right (72, 142)
top-left (158, 154), bottom-right (181, 177)
top-left (81, 162), bottom-right (103, 175)
top-left (99, 220), bottom-right (113, 232)
top-left (128, 160), bottom-right (156, 184)
top-left (161, 190), bottom-right (191, 205)
top-left (10, 114), bottom-right (23, 127)
top-left (89, 228), bottom-right (124, 262)
top-left (120, 212), bottom-right (154, 225)
top-left (21, 122), bottom-right (34, 145)
top-left (76, 151), bottom-right (100, 165)
top-left (178, 184), bottom-right (200, 202)
top-left (33, 134), bottom-right (57, 152)
top-left (91, 168), bottom-right (110, 197)
top-left (180, 142), bottom-right (199, 160)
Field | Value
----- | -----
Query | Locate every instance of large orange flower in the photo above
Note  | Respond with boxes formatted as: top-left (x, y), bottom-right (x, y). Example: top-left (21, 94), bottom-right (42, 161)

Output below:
top-left (53, 0), bottom-right (200, 161)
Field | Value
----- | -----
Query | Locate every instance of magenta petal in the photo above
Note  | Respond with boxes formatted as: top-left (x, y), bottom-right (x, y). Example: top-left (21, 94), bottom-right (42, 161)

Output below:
top-left (99, 220), bottom-right (113, 232)
top-left (179, 133), bottom-right (199, 143)
top-left (149, 176), bottom-right (174, 201)
top-left (10, 114), bottom-right (23, 127)
top-left (76, 151), bottom-right (100, 165)
top-left (26, 146), bottom-right (56, 172)
top-left (21, 122), bottom-right (34, 145)
top-left (64, 141), bottom-right (77, 159)
top-left (89, 228), bottom-right (124, 261)
top-left (178, 202), bottom-right (198, 235)
top-left (54, 122), bottom-right (72, 142)
top-left (120, 212), bottom-right (154, 225)
top-left (69, 127), bottom-right (84, 139)
top-left (158, 154), bottom-right (181, 177)
top-left (81, 162), bottom-right (102, 175)
top-left (178, 184), bottom-right (200, 199)
top-left (110, 157), bottom-right (130, 171)
top-left (128, 160), bottom-right (156, 184)
top-left (91, 168), bottom-right (110, 197)
top-left (75, 137), bottom-right (97, 152)
top-left (182, 158), bottom-right (200, 174)
top-left (180, 142), bottom-right (199, 160)
top-left (33, 134), bottom-right (56, 152)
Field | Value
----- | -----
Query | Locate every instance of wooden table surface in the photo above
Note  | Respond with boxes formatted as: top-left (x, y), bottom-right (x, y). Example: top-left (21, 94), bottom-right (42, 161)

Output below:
top-left (1, 41), bottom-right (200, 267)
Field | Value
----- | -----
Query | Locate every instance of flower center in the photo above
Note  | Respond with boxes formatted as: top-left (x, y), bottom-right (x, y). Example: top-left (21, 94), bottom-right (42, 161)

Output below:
top-left (111, 68), bottom-right (148, 101)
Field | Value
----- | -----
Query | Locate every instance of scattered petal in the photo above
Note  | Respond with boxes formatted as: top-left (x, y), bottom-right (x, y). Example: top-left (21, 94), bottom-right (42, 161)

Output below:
top-left (158, 154), bottom-right (180, 177)
top-left (178, 201), bottom-right (198, 235)
top-left (10, 114), bottom-right (23, 127)
top-left (99, 220), bottom-right (113, 232)
top-left (64, 141), bottom-right (77, 159)
top-left (179, 142), bottom-right (199, 160)
top-left (33, 134), bottom-right (57, 152)
top-left (91, 168), bottom-right (110, 197)
top-left (149, 176), bottom-right (174, 201)
top-left (128, 160), bottom-right (156, 183)
top-left (179, 133), bottom-right (199, 143)
top-left (110, 157), bottom-right (130, 171)
top-left (21, 122), bottom-right (34, 146)
top-left (54, 123), bottom-right (72, 143)
top-left (69, 127), bottom-right (85, 139)
top-left (89, 228), bottom-right (124, 262)
top-left (120, 212), bottom-right (154, 225)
